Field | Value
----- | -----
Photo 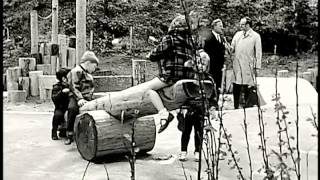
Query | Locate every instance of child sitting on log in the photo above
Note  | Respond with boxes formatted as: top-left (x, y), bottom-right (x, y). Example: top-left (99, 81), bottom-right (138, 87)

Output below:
top-left (65, 51), bottom-right (99, 145)
top-left (145, 14), bottom-right (206, 133)
top-left (51, 68), bottom-right (71, 140)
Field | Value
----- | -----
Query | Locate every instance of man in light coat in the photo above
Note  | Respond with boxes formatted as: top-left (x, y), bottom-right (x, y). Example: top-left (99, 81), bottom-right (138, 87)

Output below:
top-left (231, 17), bottom-right (262, 109)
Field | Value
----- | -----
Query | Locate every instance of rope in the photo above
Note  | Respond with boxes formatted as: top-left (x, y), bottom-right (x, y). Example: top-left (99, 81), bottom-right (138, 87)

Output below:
top-left (38, 12), bottom-right (52, 20)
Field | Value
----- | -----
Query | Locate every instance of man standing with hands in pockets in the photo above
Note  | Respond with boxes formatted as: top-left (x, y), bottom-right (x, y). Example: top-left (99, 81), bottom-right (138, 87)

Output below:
top-left (230, 17), bottom-right (262, 109)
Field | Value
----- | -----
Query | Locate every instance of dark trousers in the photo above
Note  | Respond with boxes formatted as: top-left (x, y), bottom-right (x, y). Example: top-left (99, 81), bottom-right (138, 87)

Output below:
top-left (181, 111), bottom-right (203, 152)
top-left (67, 97), bottom-right (79, 132)
top-left (233, 83), bottom-right (259, 109)
top-left (52, 108), bottom-right (67, 130)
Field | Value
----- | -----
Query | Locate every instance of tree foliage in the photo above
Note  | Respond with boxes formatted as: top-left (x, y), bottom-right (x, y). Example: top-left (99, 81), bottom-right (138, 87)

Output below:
top-left (2, 0), bottom-right (318, 57)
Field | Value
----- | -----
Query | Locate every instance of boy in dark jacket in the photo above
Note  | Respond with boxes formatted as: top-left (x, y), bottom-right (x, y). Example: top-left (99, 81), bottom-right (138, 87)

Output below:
top-left (51, 68), bottom-right (71, 140)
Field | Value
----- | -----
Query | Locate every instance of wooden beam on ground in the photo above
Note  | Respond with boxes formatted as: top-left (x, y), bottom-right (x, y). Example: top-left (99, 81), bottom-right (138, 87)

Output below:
top-left (29, 71), bottom-right (43, 96)
top-left (6, 67), bottom-right (22, 91)
top-left (30, 10), bottom-right (39, 54)
top-left (19, 58), bottom-right (36, 77)
top-left (76, 0), bottom-right (86, 65)
top-left (132, 59), bottom-right (146, 86)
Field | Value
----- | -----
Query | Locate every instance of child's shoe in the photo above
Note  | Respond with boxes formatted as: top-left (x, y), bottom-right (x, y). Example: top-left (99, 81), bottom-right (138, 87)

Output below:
top-left (51, 129), bottom-right (58, 140)
top-left (194, 152), bottom-right (200, 162)
top-left (179, 151), bottom-right (187, 161)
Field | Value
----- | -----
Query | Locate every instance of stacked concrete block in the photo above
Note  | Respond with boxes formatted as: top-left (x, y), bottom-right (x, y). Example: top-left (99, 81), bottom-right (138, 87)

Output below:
top-left (29, 71), bottom-right (43, 96)
top-left (18, 77), bottom-right (30, 97)
top-left (94, 75), bottom-right (132, 92)
top-left (58, 34), bottom-right (68, 68)
top-left (7, 90), bottom-right (27, 103)
top-left (6, 67), bottom-right (22, 91)
top-left (36, 64), bottom-right (51, 75)
top-left (38, 75), bottom-right (57, 101)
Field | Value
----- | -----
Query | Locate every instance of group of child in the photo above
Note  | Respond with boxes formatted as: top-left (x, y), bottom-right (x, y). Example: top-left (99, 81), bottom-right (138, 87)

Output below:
top-left (51, 14), bottom-right (216, 162)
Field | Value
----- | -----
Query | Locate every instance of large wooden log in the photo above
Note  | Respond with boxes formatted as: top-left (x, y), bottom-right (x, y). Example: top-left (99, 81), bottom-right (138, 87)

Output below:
top-left (80, 79), bottom-right (214, 119)
top-left (74, 110), bottom-right (156, 161)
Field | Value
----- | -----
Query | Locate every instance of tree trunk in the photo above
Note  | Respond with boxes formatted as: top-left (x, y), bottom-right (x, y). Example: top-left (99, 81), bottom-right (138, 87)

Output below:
top-left (80, 79), bottom-right (214, 119)
top-left (76, 0), bottom-right (86, 65)
top-left (74, 110), bottom-right (156, 161)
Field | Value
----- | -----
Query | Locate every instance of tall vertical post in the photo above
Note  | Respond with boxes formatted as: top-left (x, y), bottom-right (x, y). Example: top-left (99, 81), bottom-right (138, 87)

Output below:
top-left (129, 26), bottom-right (133, 55)
top-left (51, 0), bottom-right (59, 74)
top-left (76, 0), bottom-right (87, 65)
top-left (30, 10), bottom-right (39, 54)
top-left (90, 30), bottom-right (93, 50)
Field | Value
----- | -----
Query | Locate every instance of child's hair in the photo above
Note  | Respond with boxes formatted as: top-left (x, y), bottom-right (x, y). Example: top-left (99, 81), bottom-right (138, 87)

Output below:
top-left (56, 68), bottom-right (71, 82)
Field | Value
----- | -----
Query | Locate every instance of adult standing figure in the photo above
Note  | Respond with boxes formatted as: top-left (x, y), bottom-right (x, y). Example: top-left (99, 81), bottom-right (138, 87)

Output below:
top-left (203, 19), bottom-right (228, 101)
top-left (230, 17), bottom-right (262, 109)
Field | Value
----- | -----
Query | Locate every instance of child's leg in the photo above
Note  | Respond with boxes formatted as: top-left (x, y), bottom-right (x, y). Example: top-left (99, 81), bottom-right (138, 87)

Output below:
top-left (193, 112), bottom-right (203, 153)
top-left (52, 108), bottom-right (64, 140)
top-left (65, 97), bottom-right (79, 144)
top-left (181, 111), bottom-right (193, 152)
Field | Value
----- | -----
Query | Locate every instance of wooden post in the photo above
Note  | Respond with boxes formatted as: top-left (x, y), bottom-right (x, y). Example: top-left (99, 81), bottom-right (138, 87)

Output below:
top-left (51, 0), bottom-right (58, 44)
top-left (76, 0), bottom-right (86, 65)
top-left (67, 48), bottom-right (76, 68)
top-left (74, 110), bottom-right (156, 161)
top-left (19, 58), bottom-right (36, 77)
top-left (29, 71), bottom-right (43, 96)
top-left (50, 56), bottom-right (57, 75)
top-left (18, 77), bottom-right (30, 97)
top-left (30, 10), bottom-right (39, 54)
top-left (6, 67), bottom-right (22, 90)
top-left (58, 34), bottom-right (68, 67)
top-left (39, 43), bottom-right (45, 60)
top-left (129, 26), bottom-right (133, 54)
top-left (89, 30), bottom-right (93, 50)
top-left (132, 59), bottom-right (146, 86)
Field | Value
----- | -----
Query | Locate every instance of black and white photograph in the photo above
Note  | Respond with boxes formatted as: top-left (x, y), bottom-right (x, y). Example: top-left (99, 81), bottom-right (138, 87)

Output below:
top-left (2, 0), bottom-right (318, 179)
